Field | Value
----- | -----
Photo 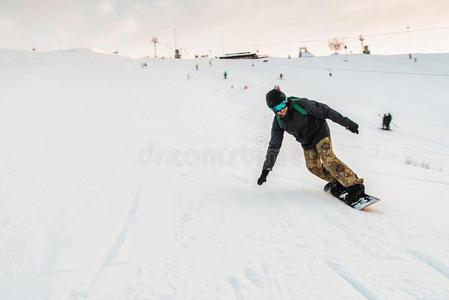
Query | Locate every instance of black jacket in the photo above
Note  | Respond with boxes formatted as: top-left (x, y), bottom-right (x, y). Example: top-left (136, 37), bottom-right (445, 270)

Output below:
top-left (262, 97), bottom-right (353, 170)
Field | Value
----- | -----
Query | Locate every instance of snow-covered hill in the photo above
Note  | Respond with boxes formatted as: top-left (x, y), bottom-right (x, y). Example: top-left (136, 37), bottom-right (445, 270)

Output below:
top-left (1, 49), bottom-right (449, 299)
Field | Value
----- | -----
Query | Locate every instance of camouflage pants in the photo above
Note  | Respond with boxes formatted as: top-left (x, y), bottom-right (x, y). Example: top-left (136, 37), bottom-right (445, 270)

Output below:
top-left (303, 137), bottom-right (363, 187)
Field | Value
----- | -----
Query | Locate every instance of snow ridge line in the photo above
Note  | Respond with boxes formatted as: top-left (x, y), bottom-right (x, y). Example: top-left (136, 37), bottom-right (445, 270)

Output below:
top-left (409, 250), bottom-right (449, 280)
top-left (359, 168), bottom-right (449, 187)
top-left (326, 261), bottom-right (381, 300)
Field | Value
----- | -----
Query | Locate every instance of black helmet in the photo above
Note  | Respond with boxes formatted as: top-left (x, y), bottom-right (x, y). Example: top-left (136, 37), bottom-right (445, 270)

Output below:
top-left (266, 89), bottom-right (286, 109)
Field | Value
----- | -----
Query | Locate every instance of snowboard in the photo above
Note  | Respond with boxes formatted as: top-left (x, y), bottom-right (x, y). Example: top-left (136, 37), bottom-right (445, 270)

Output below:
top-left (324, 181), bottom-right (380, 210)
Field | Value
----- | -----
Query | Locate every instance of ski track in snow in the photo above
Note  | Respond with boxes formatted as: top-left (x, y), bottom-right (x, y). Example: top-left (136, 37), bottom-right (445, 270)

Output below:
top-left (102, 185), bottom-right (142, 268)
top-left (410, 250), bottom-right (449, 280)
top-left (326, 262), bottom-right (381, 300)
top-left (69, 185), bottom-right (143, 299)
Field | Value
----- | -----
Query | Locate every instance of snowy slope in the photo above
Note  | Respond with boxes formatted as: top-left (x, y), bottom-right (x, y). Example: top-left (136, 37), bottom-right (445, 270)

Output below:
top-left (1, 49), bottom-right (449, 299)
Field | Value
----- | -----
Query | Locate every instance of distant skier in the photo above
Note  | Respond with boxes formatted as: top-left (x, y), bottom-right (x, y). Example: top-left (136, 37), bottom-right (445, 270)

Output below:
top-left (195, 64), bottom-right (199, 71)
top-left (257, 89), bottom-right (365, 204)
top-left (224, 71), bottom-right (228, 79)
top-left (279, 73), bottom-right (283, 80)
top-left (386, 113), bottom-right (392, 130)
top-left (382, 113), bottom-right (392, 130)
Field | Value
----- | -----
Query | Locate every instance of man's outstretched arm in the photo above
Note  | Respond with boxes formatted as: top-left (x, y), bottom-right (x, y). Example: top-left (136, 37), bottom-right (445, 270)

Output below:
top-left (298, 98), bottom-right (359, 134)
top-left (258, 118), bottom-right (284, 185)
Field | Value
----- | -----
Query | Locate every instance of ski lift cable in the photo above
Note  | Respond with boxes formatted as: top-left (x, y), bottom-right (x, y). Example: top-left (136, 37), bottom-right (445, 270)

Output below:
top-left (180, 25), bottom-right (449, 49)
top-left (269, 62), bottom-right (449, 77)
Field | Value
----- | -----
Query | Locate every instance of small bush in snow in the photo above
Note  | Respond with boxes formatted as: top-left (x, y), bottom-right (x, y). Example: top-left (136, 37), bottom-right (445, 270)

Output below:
top-left (420, 162), bottom-right (430, 169)
top-left (404, 157), bottom-right (431, 170)
top-left (404, 157), bottom-right (414, 165)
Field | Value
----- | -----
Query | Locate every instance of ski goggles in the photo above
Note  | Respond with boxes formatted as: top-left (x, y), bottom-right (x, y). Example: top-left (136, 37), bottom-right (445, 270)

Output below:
top-left (271, 100), bottom-right (288, 113)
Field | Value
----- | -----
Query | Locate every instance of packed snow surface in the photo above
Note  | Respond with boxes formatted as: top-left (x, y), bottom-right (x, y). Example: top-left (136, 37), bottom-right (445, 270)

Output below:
top-left (1, 49), bottom-right (449, 299)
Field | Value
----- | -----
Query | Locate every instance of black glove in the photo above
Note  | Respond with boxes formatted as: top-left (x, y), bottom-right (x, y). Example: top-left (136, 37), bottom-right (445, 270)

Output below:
top-left (257, 170), bottom-right (270, 185)
top-left (345, 118), bottom-right (359, 134)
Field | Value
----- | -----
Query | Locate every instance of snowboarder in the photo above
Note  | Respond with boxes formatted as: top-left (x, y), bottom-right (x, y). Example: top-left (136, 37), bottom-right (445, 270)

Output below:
top-left (382, 113), bottom-right (392, 130)
top-left (257, 89), bottom-right (365, 204)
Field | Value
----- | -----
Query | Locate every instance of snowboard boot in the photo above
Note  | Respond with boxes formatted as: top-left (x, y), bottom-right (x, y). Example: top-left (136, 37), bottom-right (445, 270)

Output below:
top-left (324, 179), bottom-right (346, 197)
top-left (344, 184), bottom-right (365, 205)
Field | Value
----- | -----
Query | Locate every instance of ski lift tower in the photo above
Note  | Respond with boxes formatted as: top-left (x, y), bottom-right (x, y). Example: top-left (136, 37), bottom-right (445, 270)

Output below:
top-left (406, 26), bottom-right (412, 59)
top-left (151, 37), bottom-right (158, 58)
top-left (174, 29), bottom-right (181, 59)
top-left (359, 35), bottom-right (370, 54)
top-left (359, 35), bottom-right (365, 52)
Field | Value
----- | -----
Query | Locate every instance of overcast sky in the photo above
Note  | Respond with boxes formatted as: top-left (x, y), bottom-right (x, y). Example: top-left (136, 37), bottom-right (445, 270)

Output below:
top-left (1, 0), bottom-right (448, 57)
